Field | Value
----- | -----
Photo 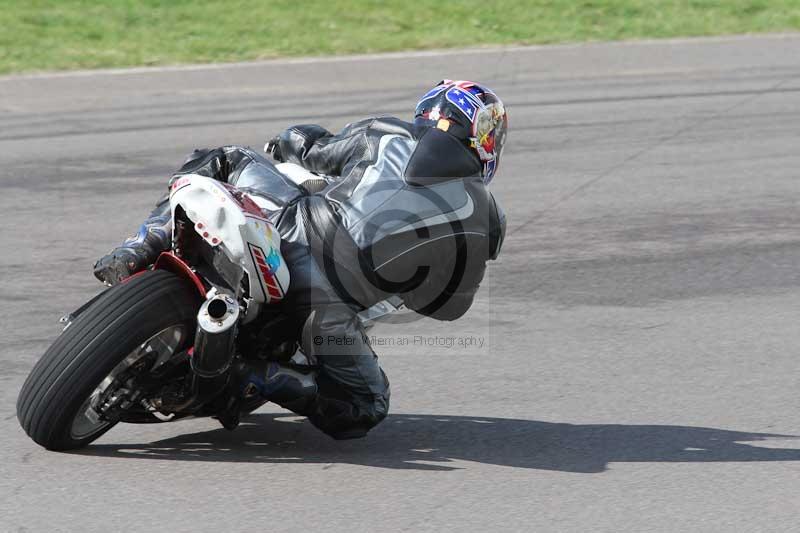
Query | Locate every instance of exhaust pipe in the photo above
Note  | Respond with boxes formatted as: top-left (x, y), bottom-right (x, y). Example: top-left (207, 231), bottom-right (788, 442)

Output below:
top-left (192, 293), bottom-right (240, 377)
top-left (155, 293), bottom-right (240, 413)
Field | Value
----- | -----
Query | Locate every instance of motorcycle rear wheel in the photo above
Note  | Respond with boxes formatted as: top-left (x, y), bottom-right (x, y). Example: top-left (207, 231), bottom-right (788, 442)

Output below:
top-left (16, 269), bottom-right (200, 451)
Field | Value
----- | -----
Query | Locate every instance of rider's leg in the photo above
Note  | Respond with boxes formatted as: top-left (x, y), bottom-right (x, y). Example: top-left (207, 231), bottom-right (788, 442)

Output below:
top-left (93, 145), bottom-right (293, 286)
top-left (239, 309), bottom-right (390, 440)
top-left (91, 147), bottom-right (218, 286)
top-left (245, 241), bottom-right (391, 440)
top-left (296, 300), bottom-right (391, 439)
top-left (93, 195), bottom-right (171, 285)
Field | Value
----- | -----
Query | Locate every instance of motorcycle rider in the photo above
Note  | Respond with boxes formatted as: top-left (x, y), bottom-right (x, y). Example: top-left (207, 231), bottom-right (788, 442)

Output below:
top-left (94, 79), bottom-right (508, 440)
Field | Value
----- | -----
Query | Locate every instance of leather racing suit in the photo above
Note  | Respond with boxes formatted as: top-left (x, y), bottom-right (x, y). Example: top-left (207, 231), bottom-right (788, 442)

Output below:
top-left (126, 116), bottom-right (506, 439)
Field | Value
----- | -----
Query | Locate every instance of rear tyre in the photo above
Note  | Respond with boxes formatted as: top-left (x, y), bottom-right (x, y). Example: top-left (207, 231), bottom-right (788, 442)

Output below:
top-left (16, 270), bottom-right (200, 451)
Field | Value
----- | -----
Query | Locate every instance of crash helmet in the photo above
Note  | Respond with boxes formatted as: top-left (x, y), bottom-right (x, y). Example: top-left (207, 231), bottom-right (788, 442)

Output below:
top-left (414, 79), bottom-right (508, 183)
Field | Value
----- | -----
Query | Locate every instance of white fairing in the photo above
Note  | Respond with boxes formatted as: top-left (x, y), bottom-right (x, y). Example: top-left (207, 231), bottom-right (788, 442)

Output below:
top-left (169, 175), bottom-right (290, 321)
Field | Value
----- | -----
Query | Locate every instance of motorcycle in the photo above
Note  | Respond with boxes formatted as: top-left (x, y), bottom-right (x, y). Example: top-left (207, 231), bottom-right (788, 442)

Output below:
top-left (16, 164), bottom-right (402, 451)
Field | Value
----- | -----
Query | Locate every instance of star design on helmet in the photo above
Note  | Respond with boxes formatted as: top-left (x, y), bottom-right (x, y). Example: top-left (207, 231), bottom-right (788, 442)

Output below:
top-left (446, 87), bottom-right (479, 120)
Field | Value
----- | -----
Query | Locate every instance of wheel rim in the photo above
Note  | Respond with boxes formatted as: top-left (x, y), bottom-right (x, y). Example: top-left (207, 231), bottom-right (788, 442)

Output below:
top-left (70, 325), bottom-right (186, 440)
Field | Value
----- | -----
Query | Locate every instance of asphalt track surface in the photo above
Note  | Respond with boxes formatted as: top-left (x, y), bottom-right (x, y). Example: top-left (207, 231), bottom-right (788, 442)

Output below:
top-left (2, 35), bottom-right (800, 532)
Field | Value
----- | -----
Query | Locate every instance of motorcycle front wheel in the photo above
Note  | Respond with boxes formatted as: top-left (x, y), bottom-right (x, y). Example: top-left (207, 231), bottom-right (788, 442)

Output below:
top-left (16, 269), bottom-right (200, 451)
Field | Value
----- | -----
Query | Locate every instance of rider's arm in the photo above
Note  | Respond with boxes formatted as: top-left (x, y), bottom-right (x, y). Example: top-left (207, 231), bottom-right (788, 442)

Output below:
top-left (404, 264), bottom-right (485, 321)
top-left (170, 146), bottom-right (260, 184)
top-left (403, 192), bottom-right (505, 321)
top-left (275, 119), bottom-right (374, 176)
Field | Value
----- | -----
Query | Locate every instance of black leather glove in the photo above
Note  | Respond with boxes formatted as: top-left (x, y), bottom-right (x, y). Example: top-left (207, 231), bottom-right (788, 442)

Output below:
top-left (93, 248), bottom-right (147, 286)
top-left (264, 136), bottom-right (283, 162)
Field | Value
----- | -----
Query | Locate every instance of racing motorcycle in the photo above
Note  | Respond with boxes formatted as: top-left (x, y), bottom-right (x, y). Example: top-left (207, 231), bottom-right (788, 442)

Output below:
top-left (16, 164), bottom-right (402, 451)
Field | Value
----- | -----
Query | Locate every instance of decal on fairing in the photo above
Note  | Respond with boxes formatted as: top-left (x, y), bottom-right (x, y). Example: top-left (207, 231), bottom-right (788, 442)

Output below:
top-left (170, 176), bottom-right (192, 195)
top-left (220, 182), bottom-right (268, 221)
top-left (247, 242), bottom-right (285, 301)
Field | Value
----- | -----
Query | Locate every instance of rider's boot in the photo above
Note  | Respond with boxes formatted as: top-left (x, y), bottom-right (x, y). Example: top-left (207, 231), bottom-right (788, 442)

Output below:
top-left (215, 360), bottom-right (317, 431)
top-left (93, 197), bottom-right (172, 285)
top-left (238, 360), bottom-right (318, 413)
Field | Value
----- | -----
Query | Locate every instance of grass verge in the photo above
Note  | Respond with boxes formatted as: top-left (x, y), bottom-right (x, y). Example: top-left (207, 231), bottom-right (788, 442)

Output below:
top-left (1, 0), bottom-right (799, 74)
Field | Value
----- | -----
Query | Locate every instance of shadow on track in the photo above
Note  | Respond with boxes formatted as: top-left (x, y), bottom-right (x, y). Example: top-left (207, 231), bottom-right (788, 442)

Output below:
top-left (76, 413), bottom-right (800, 472)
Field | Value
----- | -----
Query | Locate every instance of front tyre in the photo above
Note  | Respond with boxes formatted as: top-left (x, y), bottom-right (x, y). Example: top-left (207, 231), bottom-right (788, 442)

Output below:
top-left (16, 270), bottom-right (200, 451)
